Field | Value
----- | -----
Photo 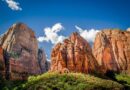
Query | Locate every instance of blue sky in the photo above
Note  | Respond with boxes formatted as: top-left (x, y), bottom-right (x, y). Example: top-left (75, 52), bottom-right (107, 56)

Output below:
top-left (0, 0), bottom-right (130, 60)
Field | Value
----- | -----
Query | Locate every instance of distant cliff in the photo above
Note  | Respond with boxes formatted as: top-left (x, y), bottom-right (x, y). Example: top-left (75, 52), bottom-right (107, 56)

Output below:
top-left (0, 23), bottom-right (49, 80)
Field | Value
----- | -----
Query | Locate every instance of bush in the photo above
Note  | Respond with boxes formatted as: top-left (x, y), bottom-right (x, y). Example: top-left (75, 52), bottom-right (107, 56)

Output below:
top-left (9, 51), bottom-right (20, 59)
top-left (115, 74), bottom-right (130, 89)
top-left (0, 80), bottom-right (26, 90)
top-left (18, 72), bottom-right (123, 90)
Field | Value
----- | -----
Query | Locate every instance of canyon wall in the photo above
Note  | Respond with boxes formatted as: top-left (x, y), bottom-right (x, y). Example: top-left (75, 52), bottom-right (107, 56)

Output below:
top-left (0, 23), bottom-right (49, 80)
top-left (93, 29), bottom-right (130, 74)
top-left (50, 32), bottom-right (98, 74)
top-left (1, 23), bottom-right (130, 79)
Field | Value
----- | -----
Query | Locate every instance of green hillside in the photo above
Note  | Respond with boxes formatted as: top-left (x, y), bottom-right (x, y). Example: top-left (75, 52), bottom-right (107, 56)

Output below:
top-left (12, 72), bottom-right (124, 90)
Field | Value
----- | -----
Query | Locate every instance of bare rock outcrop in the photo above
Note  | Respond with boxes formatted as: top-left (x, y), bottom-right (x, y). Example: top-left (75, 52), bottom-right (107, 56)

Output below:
top-left (50, 32), bottom-right (98, 74)
top-left (93, 29), bottom-right (130, 74)
top-left (38, 49), bottom-right (50, 73)
top-left (0, 23), bottom-right (49, 80)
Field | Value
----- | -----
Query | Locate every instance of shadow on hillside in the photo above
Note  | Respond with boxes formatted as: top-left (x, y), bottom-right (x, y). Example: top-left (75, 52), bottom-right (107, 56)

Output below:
top-left (105, 70), bottom-right (130, 90)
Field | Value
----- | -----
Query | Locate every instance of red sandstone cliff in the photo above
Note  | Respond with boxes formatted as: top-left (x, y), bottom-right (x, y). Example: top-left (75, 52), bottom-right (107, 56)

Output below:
top-left (50, 32), bottom-right (98, 74)
top-left (93, 29), bottom-right (130, 74)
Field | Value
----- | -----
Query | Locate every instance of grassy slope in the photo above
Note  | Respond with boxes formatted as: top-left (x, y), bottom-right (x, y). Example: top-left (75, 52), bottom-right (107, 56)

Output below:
top-left (15, 72), bottom-right (124, 90)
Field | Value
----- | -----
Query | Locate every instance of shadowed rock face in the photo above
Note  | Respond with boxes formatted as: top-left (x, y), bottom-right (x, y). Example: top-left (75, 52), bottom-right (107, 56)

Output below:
top-left (93, 29), bottom-right (130, 74)
top-left (0, 23), bottom-right (49, 80)
top-left (38, 49), bottom-right (50, 73)
top-left (0, 47), bottom-right (5, 79)
top-left (50, 32), bottom-right (98, 74)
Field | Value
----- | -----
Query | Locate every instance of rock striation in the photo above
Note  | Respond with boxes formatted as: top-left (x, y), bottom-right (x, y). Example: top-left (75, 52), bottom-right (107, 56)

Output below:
top-left (0, 23), bottom-right (49, 80)
top-left (93, 29), bottom-right (130, 74)
top-left (50, 32), bottom-right (98, 74)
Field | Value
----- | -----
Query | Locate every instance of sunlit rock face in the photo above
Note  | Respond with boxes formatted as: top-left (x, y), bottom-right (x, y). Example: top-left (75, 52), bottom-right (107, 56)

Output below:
top-left (0, 23), bottom-right (48, 80)
top-left (93, 29), bottom-right (130, 74)
top-left (50, 32), bottom-right (98, 74)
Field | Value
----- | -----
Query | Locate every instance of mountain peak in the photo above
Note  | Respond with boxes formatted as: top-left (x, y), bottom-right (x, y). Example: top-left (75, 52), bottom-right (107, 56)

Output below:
top-left (11, 22), bottom-right (29, 31)
top-left (70, 32), bottom-right (80, 38)
top-left (50, 32), bottom-right (98, 74)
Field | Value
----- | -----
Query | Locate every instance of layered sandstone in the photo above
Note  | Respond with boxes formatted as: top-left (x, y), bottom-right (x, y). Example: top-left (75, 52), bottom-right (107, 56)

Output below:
top-left (93, 29), bottom-right (130, 74)
top-left (0, 23), bottom-right (48, 80)
top-left (50, 32), bottom-right (98, 74)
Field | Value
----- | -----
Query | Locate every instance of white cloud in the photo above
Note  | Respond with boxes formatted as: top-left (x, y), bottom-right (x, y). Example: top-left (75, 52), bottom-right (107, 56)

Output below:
top-left (37, 23), bottom-right (66, 44)
top-left (45, 54), bottom-right (50, 61)
top-left (127, 28), bottom-right (130, 31)
top-left (75, 25), bottom-right (100, 42)
top-left (47, 58), bottom-right (51, 61)
top-left (4, 0), bottom-right (22, 11)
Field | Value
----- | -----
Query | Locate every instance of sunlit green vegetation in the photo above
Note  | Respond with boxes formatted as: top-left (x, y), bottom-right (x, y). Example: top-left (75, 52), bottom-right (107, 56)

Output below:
top-left (115, 74), bottom-right (130, 89)
top-left (17, 72), bottom-right (123, 90)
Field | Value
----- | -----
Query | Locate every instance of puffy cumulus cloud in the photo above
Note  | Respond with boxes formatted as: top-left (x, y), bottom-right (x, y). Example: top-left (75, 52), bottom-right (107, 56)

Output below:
top-left (75, 25), bottom-right (100, 42)
top-left (4, 0), bottom-right (22, 11)
top-left (37, 23), bottom-right (66, 44)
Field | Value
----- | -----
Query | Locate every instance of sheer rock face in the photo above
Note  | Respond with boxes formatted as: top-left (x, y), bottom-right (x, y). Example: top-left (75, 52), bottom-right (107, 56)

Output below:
top-left (0, 47), bottom-right (5, 79)
top-left (0, 23), bottom-right (48, 80)
top-left (38, 49), bottom-right (50, 73)
top-left (50, 32), bottom-right (98, 74)
top-left (93, 29), bottom-right (130, 74)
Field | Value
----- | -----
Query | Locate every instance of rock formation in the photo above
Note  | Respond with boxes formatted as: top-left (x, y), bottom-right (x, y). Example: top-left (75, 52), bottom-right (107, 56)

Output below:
top-left (0, 47), bottom-right (5, 79)
top-left (93, 29), bottom-right (130, 74)
top-left (2, 22), bottom-right (130, 80)
top-left (0, 23), bottom-right (49, 80)
top-left (38, 49), bottom-right (50, 72)
top-left (50, 32), bottom-right (98, 74)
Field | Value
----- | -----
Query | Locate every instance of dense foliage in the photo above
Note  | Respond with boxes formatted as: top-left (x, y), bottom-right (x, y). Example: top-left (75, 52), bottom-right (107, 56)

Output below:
top-left (2, 72), bottom-right (130, 90)
top-left (17, 72), bottom-right (123, 90)
top-left (9, 51), bottom-right (20, 59)
top-left (115, 74), bottom-right (130, 89)
top-left (1, 80), bottom-right (25, 90)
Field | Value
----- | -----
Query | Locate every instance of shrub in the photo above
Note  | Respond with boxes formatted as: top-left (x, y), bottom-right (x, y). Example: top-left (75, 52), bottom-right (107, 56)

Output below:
top-left (18, 72), bottom-right (123, 90)
top-left (115, 74), bottom-right (130, 89)
top-left (9, 51), bottom-right (20, 59)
